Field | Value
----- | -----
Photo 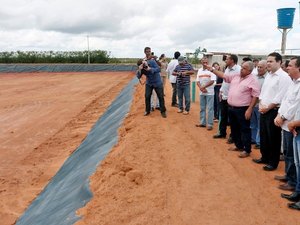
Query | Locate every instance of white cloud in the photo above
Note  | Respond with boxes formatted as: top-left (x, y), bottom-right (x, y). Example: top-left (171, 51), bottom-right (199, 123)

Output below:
top-left (0, 0), bottom-right (299, 57)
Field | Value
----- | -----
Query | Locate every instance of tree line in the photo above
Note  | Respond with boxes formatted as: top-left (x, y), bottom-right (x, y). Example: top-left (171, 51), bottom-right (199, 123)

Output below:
top-left (0, 50), bottom-right (109, 63)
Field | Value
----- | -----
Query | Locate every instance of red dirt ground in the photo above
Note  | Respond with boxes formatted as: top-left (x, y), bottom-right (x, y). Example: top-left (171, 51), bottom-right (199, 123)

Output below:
top-left (0, 72), bottom-right (133, 225)
top-left (0, 72), bottom-right (299, 225)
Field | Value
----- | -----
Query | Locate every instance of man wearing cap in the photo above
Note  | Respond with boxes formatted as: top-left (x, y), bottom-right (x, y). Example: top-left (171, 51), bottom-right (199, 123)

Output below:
top-left (172, 56), bottom-right (194, 115)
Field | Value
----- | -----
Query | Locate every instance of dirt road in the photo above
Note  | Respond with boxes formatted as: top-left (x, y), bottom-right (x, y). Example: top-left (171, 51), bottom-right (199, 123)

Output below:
top-left (0, 72), bottom-right (298, 225)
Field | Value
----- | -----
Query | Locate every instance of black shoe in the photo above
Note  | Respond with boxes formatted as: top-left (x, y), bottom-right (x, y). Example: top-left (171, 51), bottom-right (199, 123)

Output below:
top-left (254, 144), bottom-right (260, 149)
top-left (274, 175), bottom-right (288, 182)
top-left (155, 106), bottom-right (160, 110)
top-left (227, 137), bottom-right (233, 144)
top-left (195, 124), bottom-right (206, 127)
top-left (288, 201), bottom-right (300, 210)
top-left (213, 134), bottom-right (226, 139)
top-left (171, 103), bottom-right (178, 107)
top-left (151, 107), bottom-right (155, 112)
top-left (252, 158), bottom-right (267, 164)
top-left (278, 183), bottom-right (295, 191)
top-left (161, 112), bottom-right (167, 118)
top-left (263, 164), bottom-right (276, 171)
top-left (281, 192), bottom-right (300, 202)
top-left (144, 112), bottom-right (150, 116)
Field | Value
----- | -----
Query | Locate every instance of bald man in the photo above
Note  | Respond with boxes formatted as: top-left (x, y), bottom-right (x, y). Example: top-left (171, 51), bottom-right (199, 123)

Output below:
top-left (250, 60), bottom-right (267, 149)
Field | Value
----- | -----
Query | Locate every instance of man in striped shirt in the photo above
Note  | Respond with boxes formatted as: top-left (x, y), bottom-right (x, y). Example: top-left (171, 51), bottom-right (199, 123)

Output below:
top-left (172, 56), bottom-right (194, 115)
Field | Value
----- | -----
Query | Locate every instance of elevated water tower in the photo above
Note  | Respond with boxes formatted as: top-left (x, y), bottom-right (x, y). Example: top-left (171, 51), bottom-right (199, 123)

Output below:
top-left (277, 8), bottom-right (296, 55)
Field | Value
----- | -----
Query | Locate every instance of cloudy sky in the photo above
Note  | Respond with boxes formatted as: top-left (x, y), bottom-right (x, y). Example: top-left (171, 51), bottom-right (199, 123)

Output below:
top-left (0, 0), bottom-right (299, 58)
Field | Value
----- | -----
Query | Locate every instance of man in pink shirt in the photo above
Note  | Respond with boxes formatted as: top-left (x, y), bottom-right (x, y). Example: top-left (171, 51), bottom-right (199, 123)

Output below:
top-left (208, 61), bottom-right (260, 158)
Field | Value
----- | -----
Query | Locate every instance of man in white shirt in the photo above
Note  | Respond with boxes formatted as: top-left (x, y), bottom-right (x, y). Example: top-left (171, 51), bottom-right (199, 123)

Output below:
top-left (166, 51), bottom-right (181, 107)
top-left (253, 52), bottom-right (292, 171)
top-left (213, 54), bottom-right (241, 139)
top-left (274, 57), bottom-right (300, 192)
top-left (196, 57), bottom-right (216, 130)
top-left (285, 58), bottom-right (300, 209)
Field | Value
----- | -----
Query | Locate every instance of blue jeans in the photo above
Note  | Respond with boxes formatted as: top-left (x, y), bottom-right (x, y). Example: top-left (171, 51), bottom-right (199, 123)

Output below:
top-left (283, 130), bottom-right (297, 187)
top-left (200, 95), bottom-right (214, 127)
top-left (294, 134), bottom-right (300, 193)
top-left (250, 106), bottom-right (260, 145)
top-left (177, 84), bottom-right (190, 111)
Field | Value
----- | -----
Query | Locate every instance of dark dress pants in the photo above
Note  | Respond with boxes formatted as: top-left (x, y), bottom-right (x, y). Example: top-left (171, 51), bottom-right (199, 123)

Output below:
top-left (260, 109), bottom-right (282, 168)
top-left (218, 99), bottom-right (229, 136)
top-left (228, 106), bottom-right (251, 153)
top-left (145, 84), bottom-right (166, 113)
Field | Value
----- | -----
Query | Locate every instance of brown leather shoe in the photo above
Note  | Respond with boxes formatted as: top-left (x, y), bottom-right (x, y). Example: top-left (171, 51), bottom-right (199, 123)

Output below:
top-left (274, 175), bottom-right (288, 182)
top-left (238, 151), bottom-right (250, 158)
top-left (278, 183), bottom-right (295, 191)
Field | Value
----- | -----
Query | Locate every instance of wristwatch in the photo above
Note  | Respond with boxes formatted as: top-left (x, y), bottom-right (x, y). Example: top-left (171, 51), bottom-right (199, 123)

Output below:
top-left (280, 115), bottom-right (287, 121)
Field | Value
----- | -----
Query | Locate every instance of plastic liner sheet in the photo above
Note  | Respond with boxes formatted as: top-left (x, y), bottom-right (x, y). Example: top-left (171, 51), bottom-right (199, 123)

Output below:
top-left (16, 77), bottom-right (139, 225)
top-left (0, 64), bottom-right (137, 73)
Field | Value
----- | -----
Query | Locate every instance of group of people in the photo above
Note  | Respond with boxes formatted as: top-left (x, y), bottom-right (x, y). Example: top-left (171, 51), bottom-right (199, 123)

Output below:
top-left (136, 47), bottom-right (195, 118)
top-left (200, 53), bottom-right (300, 211)
top-left (136, 47), bottom-right (300, 210)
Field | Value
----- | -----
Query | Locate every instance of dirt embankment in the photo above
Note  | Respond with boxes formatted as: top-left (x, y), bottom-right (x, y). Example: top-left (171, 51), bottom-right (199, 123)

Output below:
top-left (0, 72), bottom-right (133, 225)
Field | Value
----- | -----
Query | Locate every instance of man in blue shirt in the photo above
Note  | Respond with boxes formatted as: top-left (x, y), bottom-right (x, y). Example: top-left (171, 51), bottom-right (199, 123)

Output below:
top-left (136, 47), bottom-right (167, 118)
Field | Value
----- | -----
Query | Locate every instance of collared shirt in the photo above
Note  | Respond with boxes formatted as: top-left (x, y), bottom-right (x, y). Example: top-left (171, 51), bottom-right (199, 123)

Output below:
top-left (136, 59), bottom-right (162, 87)
top-left (254, 72), bottom-right (266, 106)
top-left (294, 101), bottom-right (300, 121)
top-left (166, 59), bottom-right (179, 83)
top-left (196, 68), bottom-right (216, 95)
top-left (255, 72), bottom-right (267, 89)
top-left (224, 73), bottom-right (260, 107)
top-left (278, 77), bottom-right (300, 131)
top-left (220, 64), bottom-right (241, 100)
top-left (174, 63), bottom-right (194, 86)
top-left (259, 68), bottom-right (292, 107)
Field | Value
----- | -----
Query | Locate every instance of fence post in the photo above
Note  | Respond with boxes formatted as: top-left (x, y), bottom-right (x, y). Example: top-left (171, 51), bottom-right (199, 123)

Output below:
top-left (192, 81), bottom-right (196, 102)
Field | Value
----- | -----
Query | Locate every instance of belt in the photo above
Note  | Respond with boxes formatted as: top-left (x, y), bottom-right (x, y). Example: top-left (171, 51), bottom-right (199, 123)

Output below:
top-left (228, 105), bottom-right (248, 109)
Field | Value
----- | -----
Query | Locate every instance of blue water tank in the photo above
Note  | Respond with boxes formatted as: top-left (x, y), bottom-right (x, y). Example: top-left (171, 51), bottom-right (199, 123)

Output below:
top-left (277, 8), bottom-right (296, 29)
